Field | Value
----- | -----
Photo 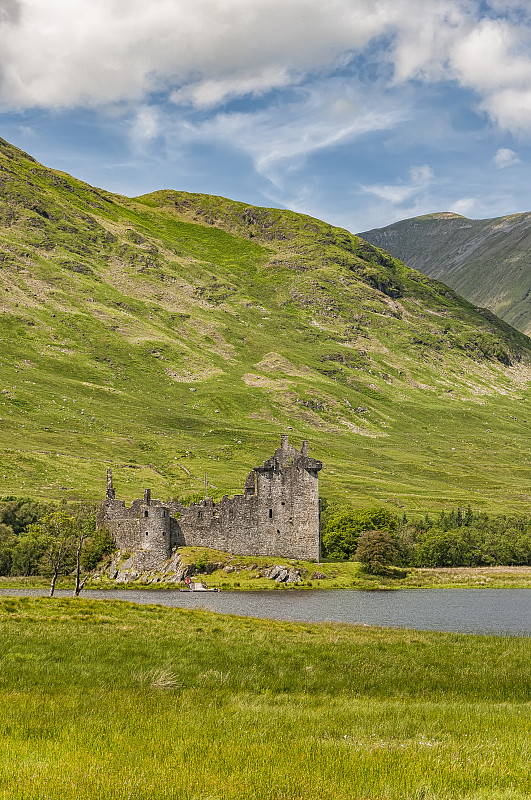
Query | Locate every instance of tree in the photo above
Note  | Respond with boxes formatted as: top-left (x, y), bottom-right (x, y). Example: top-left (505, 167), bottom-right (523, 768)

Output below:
top-left (322, 507), bottom-right (397, 560)
top-left (0, 497), bottom-right (54, 577)
top-left (394, 521), bottom-right (420, 566)
top-left (485, 524), bottom-right (531, 566)
top-left (0, 497), bottom-right (51, 535)
top-left (80, 527), bottom-right (115, 571)
top-left (10, 530), bottom-right (46, 576)
top-left (70, 503), bottom-right (97, 597)
top-left (28, 510), bottom-right (77, 596)
top-left (355, 528), bottom-right (399, 574)
top-left (415, 526), bottom-right (485, 567)
top-left (0, 522), bottom-right (16, 575)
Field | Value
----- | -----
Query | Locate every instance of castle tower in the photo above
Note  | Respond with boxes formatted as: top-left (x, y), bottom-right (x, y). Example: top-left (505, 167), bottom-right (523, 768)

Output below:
top-left (253, 435), bottom-right (322, 560)
top-left (106, 468), bottom-right (115, 500)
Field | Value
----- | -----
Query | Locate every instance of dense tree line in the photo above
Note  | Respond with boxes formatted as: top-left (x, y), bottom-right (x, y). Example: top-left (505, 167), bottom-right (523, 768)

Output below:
top-left (321, 503), bottom-right (531, 568)
top-left (0, 497), bottom-right (114, 592)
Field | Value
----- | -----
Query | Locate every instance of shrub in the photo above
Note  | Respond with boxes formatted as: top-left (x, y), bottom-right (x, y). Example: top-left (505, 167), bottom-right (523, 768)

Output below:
top-left (195, 555), bottom-right (208, 573)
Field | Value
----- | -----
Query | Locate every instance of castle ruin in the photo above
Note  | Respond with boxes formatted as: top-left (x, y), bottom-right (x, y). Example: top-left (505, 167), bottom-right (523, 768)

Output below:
top-left (98, 435), bottom-right (322, 564)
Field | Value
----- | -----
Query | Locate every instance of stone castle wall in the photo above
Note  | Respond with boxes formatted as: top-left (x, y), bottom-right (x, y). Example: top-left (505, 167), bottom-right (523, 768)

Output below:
top-left (99, 436), bottom-right (322, 564)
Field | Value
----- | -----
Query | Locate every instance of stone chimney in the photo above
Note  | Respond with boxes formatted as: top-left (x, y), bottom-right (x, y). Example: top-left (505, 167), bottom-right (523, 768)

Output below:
top-left (144, 488), bottom-right (151, 505)
top-left (280, 434), bottom-right (289, 452)
top-left (106, 468), bottom-right (115, 500)
top-left (301, 440), bottom-right (309, 457)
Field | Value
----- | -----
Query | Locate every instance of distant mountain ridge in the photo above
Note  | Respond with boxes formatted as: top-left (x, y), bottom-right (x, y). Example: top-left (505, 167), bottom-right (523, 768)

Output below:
top-left (1, 135), bottom-right (531, 512)
top-left (360, 211), bottom-right (531, 335)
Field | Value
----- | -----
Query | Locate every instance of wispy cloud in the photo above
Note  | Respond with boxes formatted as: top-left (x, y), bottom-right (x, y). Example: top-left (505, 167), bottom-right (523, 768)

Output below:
top-left (450, 197), bottom-right (477, 216)
top-left (130, 107), bottom-right (161, 151)
top-left (362, 164), bottom-right (434, 204)
top-left (17, 124), bottom-right (35, 137)
top-left (493, 147), bottom-right (521, 168)
top-left (171, 82), bottom-right (406, 187)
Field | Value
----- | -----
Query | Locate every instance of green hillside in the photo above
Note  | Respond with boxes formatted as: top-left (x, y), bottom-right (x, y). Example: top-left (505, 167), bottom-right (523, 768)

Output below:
top-left (2, 137), bottom-right (531, 513)
top-left (360, 211), bottom-right (531, 335)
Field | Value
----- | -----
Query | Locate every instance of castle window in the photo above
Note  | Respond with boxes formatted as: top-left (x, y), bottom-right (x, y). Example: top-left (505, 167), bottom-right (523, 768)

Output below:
top-left (145, 531), bottom-right (149, 536)
top-left (162, 510), bottom-right (166, 517)
top-left (144, 510), bottom-right (148, 517)
top-left (281, 501), bottom-right (285, 506)
top-left (269, 509), bottom-right (273, 519)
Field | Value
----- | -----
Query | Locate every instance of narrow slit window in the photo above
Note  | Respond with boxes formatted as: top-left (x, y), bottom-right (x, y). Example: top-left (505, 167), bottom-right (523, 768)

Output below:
top-left (269, 509), bottom-right (273, 519)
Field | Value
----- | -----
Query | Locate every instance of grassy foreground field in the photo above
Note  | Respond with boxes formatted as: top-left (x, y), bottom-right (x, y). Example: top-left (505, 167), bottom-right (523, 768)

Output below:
top-left (0, 596), bottom-right (529, 800)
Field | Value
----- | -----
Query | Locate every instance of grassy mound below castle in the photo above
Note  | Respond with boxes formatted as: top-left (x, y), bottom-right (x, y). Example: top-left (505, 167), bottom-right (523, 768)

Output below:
top-left (0, 595), bottom-right (529, 800)
top-left (2, 550), bottom-right (531, 591)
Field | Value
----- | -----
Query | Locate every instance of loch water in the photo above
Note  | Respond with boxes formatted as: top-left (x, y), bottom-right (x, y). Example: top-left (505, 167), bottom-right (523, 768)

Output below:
top-left (1, 587), bottom-right (530, 636)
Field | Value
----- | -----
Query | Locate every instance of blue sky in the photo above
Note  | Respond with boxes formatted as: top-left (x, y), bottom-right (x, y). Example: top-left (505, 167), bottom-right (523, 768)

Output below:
top-left (1, 0), bottom-right (531, 232)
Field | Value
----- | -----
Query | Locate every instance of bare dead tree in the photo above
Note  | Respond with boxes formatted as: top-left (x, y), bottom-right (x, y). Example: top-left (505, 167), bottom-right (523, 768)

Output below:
top-left (71, 502), bottom-right (97, 597)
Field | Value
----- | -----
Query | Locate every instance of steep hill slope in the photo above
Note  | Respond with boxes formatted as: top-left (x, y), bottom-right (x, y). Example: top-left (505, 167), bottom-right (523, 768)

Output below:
top-left (360, 212), bottom-right (531, 335)
top-left (2, 137), bottom-right (531, 513)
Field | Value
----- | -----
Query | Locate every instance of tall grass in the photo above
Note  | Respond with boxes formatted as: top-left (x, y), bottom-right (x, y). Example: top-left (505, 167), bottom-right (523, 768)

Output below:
top-left (0, 596), bottom-right (529, 799)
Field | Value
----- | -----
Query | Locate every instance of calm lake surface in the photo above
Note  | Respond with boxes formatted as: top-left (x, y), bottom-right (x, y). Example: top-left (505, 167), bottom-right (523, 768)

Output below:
top-left (1, 587), bottom-right (530, 636)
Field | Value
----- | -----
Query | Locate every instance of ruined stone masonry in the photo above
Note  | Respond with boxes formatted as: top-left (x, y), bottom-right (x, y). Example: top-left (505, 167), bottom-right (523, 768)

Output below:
top-left (97, 436), bottom-right (322, 566)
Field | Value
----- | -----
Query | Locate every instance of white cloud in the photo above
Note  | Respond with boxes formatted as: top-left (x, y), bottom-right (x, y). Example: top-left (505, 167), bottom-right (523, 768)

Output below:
top-left (484, 1), bottom-right (531, 20)
top-left (0, 0), bottom-right (531, 143)
top-left (0, 0), bottom-right (20, 24)
top-left (131, 107), bottom-right (160, 146)
top-left (450, 19), bottom-right (531, 93)
top-left (18, 124), bottom-right (35, 137)
top-left (362, 164), bottom-right (434, 204)
top-left (449, 18), bottom-right (531, 134)
top-left (0, 0), bottom-right (400, 109)
top-left (391, 2), bottom-right (472, 83)
top-left (450, 197), bottom-right (477, 216)
top-left (482, 88), bottom-right (531, 134)
top-left (493, 147), bottom-right (521, 168)
top-left (170, 68), bottom-right (293, 108)
top-left (409, 164), bottom-right (435, 183)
